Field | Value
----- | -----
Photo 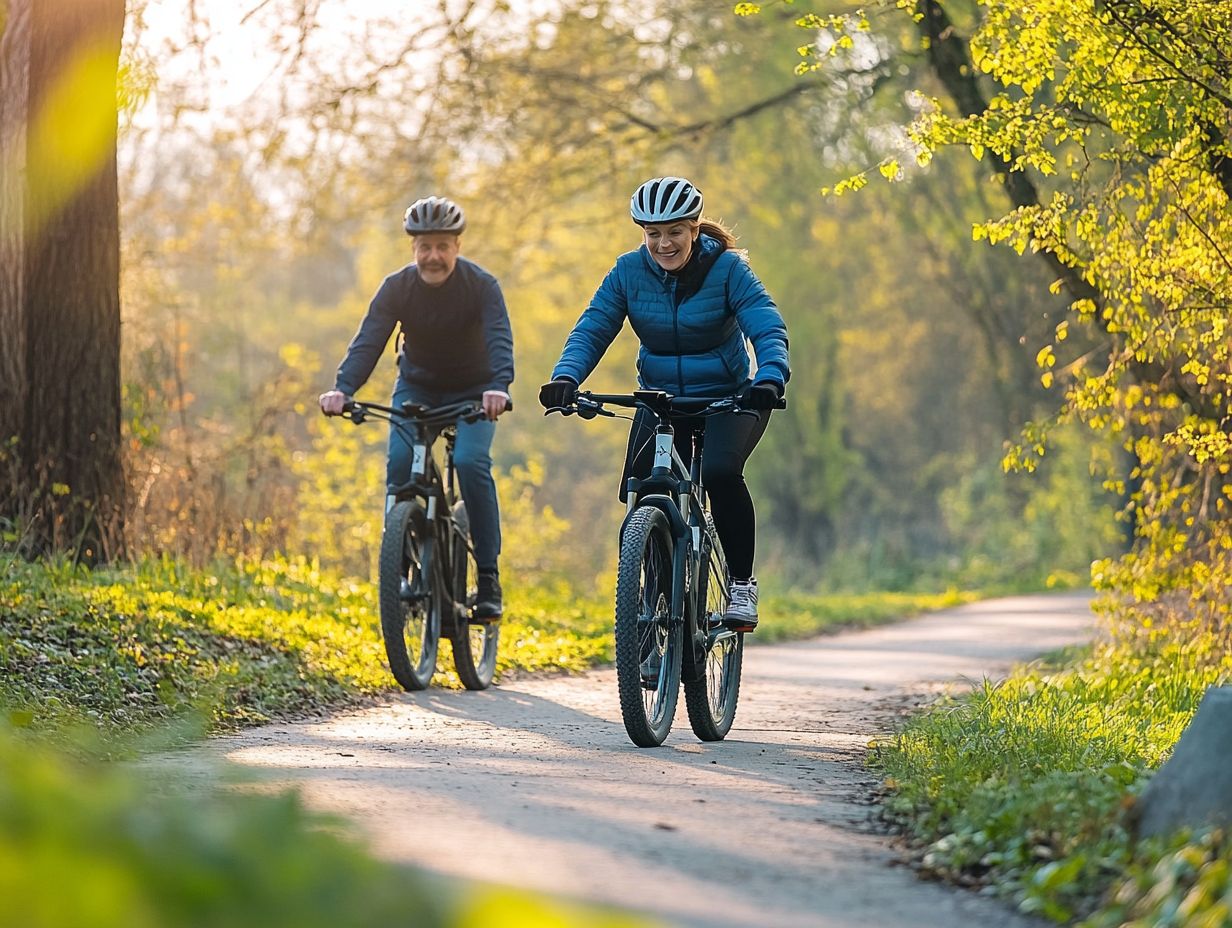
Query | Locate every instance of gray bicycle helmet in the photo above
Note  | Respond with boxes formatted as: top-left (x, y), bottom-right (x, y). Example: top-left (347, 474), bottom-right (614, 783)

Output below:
top-left (403, 196), bottom-right (466, 235)
top-left (629, 176), bottom-right (704, 225)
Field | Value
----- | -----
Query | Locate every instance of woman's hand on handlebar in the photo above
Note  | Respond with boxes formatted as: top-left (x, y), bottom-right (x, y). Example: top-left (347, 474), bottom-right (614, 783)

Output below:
top-left (319, 389), bottom-right (350, 416)
top-left (538, 378), bottom-right (578, 411)
top-left (738, 381), bottom-right (784, 411)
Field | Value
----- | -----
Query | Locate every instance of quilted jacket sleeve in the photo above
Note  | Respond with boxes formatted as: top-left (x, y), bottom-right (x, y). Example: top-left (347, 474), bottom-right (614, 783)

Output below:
top-left (727, 257), bottom-right (790, 388)
top-left (551, 260), bottom-right (629, 385)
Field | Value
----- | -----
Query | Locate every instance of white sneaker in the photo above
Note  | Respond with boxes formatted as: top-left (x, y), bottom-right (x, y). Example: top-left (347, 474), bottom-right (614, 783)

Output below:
top-left (723, 578), bottom-right (759, 631)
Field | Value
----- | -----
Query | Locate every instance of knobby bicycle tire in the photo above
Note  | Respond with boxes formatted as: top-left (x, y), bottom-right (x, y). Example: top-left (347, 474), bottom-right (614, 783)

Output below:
top-left (379, 500), bottom-right (440, 690)
top-left (448, 501), bottom-right (499, 690)
top-left (614, 506), bottom-right (680, 747)
top-left (684, 520), bottom-right (743, 740)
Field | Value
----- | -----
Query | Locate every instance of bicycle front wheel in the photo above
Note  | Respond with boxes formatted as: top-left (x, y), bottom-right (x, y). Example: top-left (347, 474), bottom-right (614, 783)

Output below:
top-left (615, 506), bottom-right (680, 747)
top-left (447, 501), bottom-right (499, 690)
top-left (379, 500), bottom-right (441, 691)
top-left (685, 526), bottom-right (743, 741)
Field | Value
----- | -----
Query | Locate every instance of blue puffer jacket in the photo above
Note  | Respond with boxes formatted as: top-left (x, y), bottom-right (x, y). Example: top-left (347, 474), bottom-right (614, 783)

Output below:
top-left (551, 234), bottom-right (790, 397)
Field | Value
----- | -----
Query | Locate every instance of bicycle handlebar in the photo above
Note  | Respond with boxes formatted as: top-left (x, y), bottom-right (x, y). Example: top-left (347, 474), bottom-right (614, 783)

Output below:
top-left (546, 389), bottom-right (785, 420)
top-left (340, 397), bottom-right (508, 427)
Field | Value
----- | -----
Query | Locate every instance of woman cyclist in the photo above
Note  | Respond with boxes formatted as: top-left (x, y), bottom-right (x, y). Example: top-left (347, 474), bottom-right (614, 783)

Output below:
top-left (538, 176), bottom-right (790, 631)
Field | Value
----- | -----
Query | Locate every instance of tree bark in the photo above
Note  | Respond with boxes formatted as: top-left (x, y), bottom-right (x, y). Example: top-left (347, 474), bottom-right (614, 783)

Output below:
top-left (2, 0), bottom-right (127, 560)
top-left (0, 0), bottom-right (31, 447)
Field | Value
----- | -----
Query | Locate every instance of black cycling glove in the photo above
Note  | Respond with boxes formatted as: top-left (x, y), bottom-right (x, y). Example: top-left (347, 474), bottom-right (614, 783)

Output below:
top-left (740, 381), bottom-right (783, 411)
top-left (538, 377), bottom-right (578, 410)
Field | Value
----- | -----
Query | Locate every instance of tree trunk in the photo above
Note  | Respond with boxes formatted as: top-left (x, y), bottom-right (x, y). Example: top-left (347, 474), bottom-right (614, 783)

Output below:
top-left (0, 0), bottom-right (31, 447)
top-left (2, 0), bottom-right (126, 561)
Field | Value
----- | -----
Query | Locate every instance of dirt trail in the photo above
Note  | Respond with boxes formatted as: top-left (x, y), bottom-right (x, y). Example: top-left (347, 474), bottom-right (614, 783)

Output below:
top-left (156, 592), bottom-right (1094, 927)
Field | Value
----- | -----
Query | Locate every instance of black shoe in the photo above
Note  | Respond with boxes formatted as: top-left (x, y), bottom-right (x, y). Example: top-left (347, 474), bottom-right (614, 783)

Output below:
top-left (472, 570), bottom-right (502, 623)
top-left (639, 648), bottom-right (662, 690)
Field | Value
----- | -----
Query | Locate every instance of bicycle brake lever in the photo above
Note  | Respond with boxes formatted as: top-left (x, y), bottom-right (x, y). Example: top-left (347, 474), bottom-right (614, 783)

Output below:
top-left (576, 401), bottom-right (616, 419)
top-left (544, 406), bottom-right (575, 417)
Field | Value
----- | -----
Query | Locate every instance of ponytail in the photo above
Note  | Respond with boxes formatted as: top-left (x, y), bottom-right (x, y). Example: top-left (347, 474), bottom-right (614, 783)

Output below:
top-left (697, 218), bottom-right (737, 249)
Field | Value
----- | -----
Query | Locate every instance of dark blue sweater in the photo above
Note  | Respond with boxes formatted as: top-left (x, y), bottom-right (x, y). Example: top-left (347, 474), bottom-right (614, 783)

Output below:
top-left (335, 257), bottom-right (515, 398)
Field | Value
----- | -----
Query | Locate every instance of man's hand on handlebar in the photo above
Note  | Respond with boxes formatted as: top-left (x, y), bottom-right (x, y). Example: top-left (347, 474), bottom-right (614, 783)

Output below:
top-left (319, 389), bottom-right (350, 416)
top-left (482, 390), bottom-right (512, 421)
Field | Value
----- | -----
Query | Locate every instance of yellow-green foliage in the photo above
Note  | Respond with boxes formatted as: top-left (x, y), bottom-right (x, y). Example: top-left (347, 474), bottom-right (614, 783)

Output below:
top-left (0, 554), bottom-right (629, 738)
top-left (1088, 828), bottom-right (1232, 928)
top-left (0, 555), bottom-right (390, 736)
top-left (877, 615), bottom-right (1232, 923)
top-left (0, 727), bottom-right (655, 928)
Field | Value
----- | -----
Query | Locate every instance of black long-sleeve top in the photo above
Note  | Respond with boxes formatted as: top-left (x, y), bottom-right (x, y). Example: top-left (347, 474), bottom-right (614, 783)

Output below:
top-left (335, 257), bottom-right (515, 398)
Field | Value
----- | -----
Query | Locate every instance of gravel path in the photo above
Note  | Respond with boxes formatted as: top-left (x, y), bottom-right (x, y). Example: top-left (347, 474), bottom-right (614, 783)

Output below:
top-left (157, 591), bottom-right (1094, 927)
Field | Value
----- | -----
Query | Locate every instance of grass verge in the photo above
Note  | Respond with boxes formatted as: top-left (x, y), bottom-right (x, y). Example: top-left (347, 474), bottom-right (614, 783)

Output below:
top-left (1, 553), bottom-right (974, 743)
top-left (874, 614), bottom-right (1232, 924)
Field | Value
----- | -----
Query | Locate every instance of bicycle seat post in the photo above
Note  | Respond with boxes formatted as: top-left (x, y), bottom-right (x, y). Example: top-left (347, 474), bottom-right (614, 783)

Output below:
top-left (442, 426), bottom-right (458, 502)
top-left (691, 428), bottom-right (705, 497)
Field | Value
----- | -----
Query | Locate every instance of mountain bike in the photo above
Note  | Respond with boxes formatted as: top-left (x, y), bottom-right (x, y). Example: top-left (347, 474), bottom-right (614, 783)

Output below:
top-left (339, 398), bottom-right (501, 691)
top-left (549, 389), bottom-right (782, 747)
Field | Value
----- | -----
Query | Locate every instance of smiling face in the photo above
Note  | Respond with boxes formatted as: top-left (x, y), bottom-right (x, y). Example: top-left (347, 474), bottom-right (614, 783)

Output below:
top-left (641, 220), bottom-right (698, 272)
top-left (413, 233), bottom-right (461, 286)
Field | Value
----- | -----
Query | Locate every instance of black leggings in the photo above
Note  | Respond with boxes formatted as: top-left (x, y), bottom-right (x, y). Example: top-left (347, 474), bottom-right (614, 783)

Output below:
top-left (620, 408), bottom-right (771, 580)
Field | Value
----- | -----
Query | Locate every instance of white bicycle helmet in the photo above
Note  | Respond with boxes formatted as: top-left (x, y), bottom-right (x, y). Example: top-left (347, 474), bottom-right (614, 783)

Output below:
top-left (403, 196), bottom-right (466, 235)
top-left (629, 176), bottom-right (704, 225)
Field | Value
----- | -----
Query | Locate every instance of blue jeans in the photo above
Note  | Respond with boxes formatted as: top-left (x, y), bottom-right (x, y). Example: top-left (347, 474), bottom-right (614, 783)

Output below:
top-left (386, 381), bottom-right (501, 572)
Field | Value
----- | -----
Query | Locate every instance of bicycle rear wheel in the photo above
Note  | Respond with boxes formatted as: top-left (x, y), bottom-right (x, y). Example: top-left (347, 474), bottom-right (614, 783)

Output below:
top-left (685, 525), bottom-right (743, 740)
top-left (379, 500), bottom-right (440, 690)
top-left (447, 501), bottom-right (499, 690)
top-left (615, 506), bottom-right (680, 747)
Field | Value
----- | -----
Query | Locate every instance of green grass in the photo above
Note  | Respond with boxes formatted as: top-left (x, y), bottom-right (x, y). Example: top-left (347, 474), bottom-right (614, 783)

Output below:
top-left (875, 620), bottom-right (1232, 923)
top-left (0, 554), bottom-right (617, 740)
top-left (1, 553), bottom-right (972, 743)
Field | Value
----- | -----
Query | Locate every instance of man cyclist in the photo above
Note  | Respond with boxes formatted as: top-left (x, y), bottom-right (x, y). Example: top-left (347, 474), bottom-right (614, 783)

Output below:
top-left (319, 196), bottom-right (513, 619)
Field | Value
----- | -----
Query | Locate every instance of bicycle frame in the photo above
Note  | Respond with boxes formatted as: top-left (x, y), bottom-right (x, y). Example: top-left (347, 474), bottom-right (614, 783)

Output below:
top-left (345, 399), bottom-right (482, 634)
